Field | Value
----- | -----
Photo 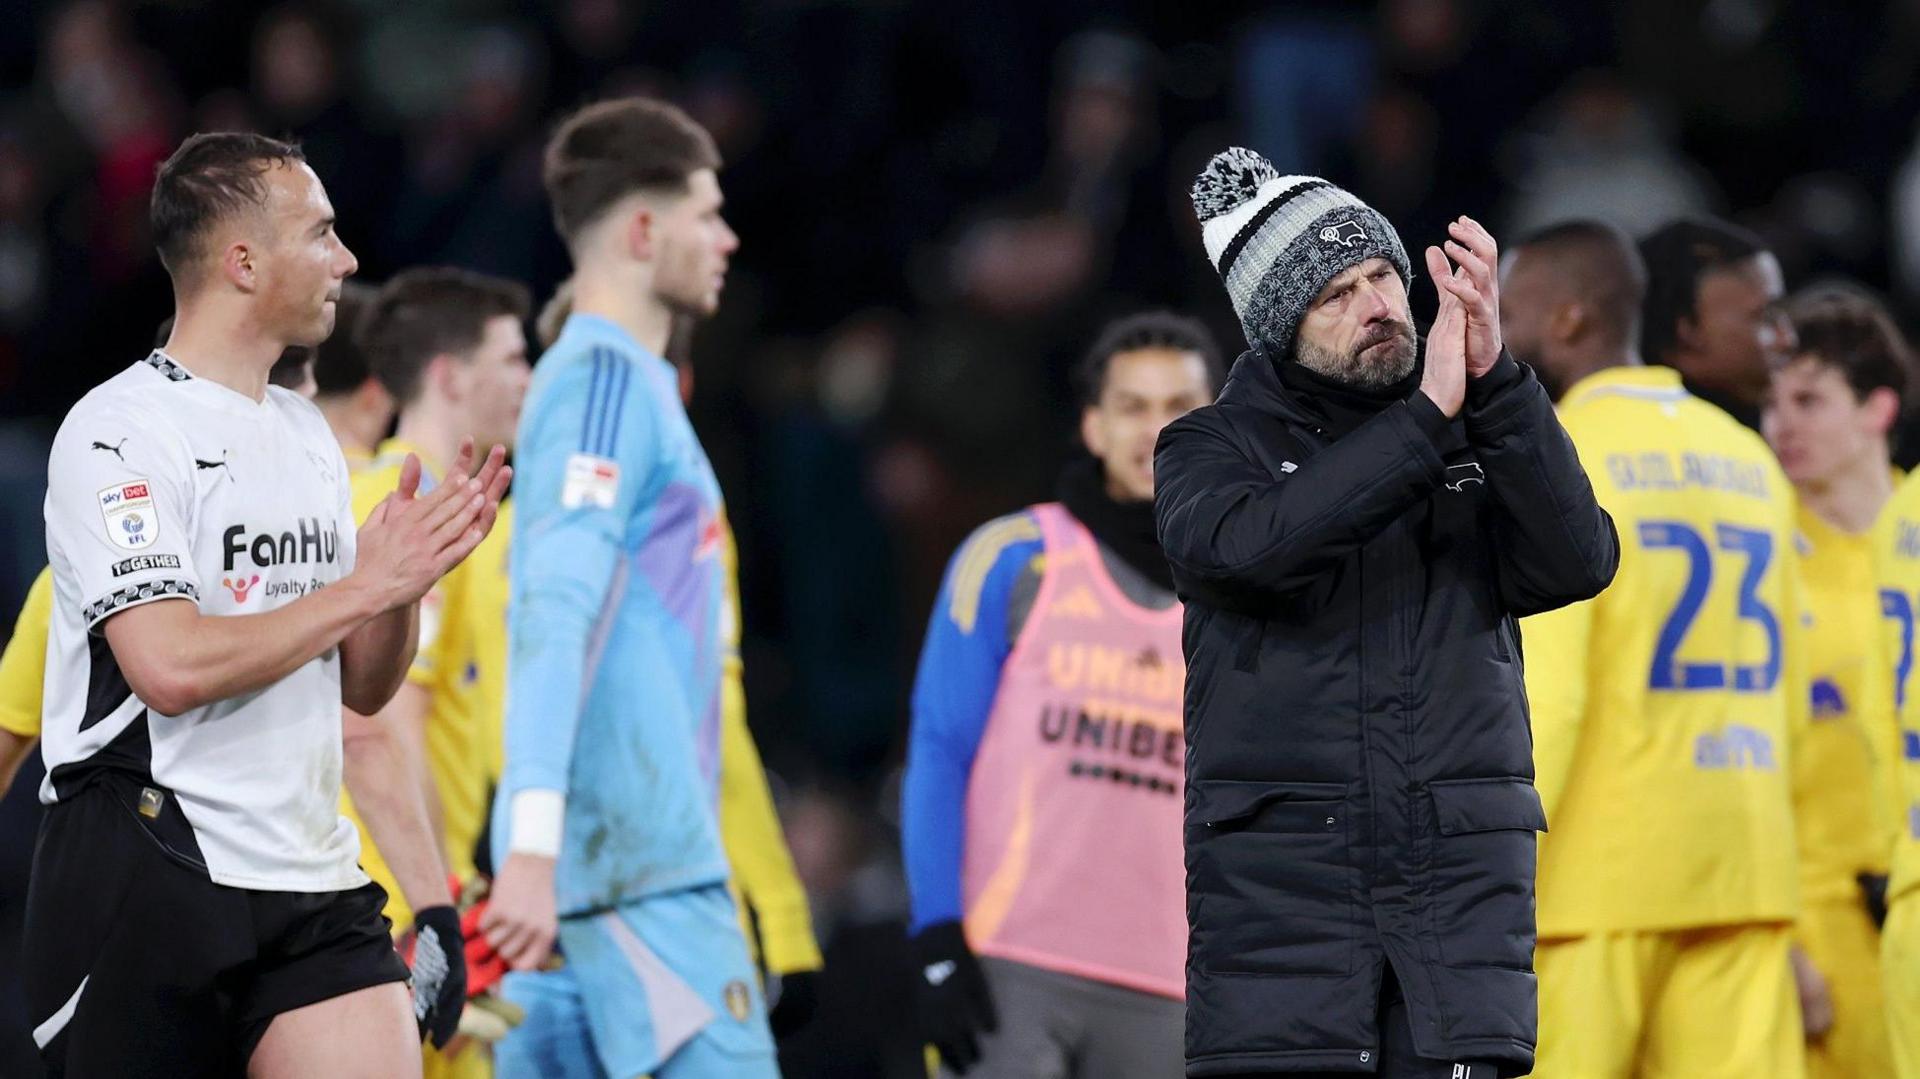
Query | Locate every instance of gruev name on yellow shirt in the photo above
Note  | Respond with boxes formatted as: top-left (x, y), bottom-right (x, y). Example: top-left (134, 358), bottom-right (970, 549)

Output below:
top-left (1603, 449), bottom-right (1772, 499)
top-left (1522, 365), bottom-right (1805, 938)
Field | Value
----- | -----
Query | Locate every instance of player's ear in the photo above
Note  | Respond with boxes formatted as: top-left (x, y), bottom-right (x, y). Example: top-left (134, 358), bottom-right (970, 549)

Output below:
top-left (223, 240), bottom-right (257, 293)
top-left (625, 202), bottom-right (656, 263)
top-left (357, 376), bottom-right (394, 418)
top-left (1548, 301), bottom-right (1585, 345)
top-left (1080, 404), bottom-right (1106, 455)
top-left (1863, 385), bottom-right (1900, 437)
top-left (1674, 309), bottom-right (1704, 355)
top-left (427, 353), bottom-right (463, 401)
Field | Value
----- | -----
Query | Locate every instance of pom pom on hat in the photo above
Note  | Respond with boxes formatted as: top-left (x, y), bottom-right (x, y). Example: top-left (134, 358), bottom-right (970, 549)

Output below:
top-left (1191, 147), bottom-right (1279, 223)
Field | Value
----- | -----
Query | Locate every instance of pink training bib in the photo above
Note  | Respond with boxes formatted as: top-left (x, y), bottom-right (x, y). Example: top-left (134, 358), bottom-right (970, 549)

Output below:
top-left (961, 502), bottom-right (1187, 999)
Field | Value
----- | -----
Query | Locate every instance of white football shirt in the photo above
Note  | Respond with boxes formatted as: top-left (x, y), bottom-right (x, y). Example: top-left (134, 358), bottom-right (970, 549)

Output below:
top-left (41, 351), bottom-right (367, 892)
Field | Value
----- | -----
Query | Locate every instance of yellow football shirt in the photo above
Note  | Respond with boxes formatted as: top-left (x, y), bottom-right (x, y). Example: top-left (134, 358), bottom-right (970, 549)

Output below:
top-left (1794, 504), bottom-right (1898, 903)
top-left (413, 492), bottom-right (509, 887)
top-left (1523, 366), bottom-right (1804, 936)
top-left (1874, 472), bottom-right (1920, 907)
top-left (0, 567), bottom-right (52, 738)
top-left (338, 439), bottom-right (499, 926)
top-left (717, 516), bottom-right (823, 975)
top-left (467, 505), bottom-right (510, 787)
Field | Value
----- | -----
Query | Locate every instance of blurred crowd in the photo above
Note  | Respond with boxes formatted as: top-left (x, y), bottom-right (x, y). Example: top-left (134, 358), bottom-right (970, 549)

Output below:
top-left (5, 0), bottom-right (1920, 1073)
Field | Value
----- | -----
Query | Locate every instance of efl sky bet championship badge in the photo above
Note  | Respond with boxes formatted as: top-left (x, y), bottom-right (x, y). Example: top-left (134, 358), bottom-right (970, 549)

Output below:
top-left (98, 479), bottom-right (159, 550)
top-left (561, 453), bottom-right (620, 509)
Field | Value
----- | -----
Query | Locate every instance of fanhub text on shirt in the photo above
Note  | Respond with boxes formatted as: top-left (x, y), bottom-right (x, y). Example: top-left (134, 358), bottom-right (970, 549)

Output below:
top-left (222, 518), bottom-right (341, 572)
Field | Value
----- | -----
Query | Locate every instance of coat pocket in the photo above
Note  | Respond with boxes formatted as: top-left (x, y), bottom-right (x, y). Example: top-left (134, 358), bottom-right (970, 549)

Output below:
top-left (1188, 779), bottom-right (1355, 977)
top-left (1426, 776), bottom-right (1546, 970)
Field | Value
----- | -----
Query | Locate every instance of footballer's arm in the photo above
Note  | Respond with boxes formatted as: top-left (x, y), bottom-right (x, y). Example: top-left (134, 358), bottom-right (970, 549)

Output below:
top-left (107, 449), bottom-right (507, 717)
top-left (343, 705), bottom-right (453, 914)
top-left (369, 681), bottom-right (448, 856)
top-left (0, 729), bottom-right (34, 796)
top-left (106, 582), bottom-right (405, 718)
top-left (338, 592), bottom-right (419, 717)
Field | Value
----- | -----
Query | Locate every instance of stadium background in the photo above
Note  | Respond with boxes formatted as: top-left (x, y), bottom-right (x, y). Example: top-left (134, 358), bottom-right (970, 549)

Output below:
top-left (2, 0), bottom-right (1919, 1074)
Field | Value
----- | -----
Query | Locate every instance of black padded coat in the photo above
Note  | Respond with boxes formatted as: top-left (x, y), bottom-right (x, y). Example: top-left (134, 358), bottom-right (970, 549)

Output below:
top-left (1153, 348), bottom-right (1618, 1075)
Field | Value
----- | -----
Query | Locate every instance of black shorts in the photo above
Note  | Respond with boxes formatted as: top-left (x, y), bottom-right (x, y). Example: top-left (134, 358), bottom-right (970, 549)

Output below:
top-left (22, 770), bottom-right (409, 1078)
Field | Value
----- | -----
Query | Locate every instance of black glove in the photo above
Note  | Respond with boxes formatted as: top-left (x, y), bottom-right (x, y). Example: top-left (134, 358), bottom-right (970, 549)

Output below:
top-left (911, 921), bottom-right (997, 1074)
top-left (767, 969), bottom-right (820, 1037)
top-left (406, 904), bottom-right (468, 1048)
top-left (1861, 872), bottom-right (1891, 930)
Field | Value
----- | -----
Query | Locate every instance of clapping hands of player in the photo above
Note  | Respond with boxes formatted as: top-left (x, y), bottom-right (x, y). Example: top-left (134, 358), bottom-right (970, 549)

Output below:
top-left (1420, 216), bottom-right (1504, 418)
top-left (355, 439), bottom-right (511, 611)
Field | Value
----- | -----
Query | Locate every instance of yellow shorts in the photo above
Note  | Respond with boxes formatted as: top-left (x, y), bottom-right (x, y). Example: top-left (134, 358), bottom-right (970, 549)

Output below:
top-left (1887, 894), bottom-right (1920, 1078)
top-left (1534, 922), bottom-right (1805, 1079)
top-left (1799, 896), bottom-right (1891, 1079)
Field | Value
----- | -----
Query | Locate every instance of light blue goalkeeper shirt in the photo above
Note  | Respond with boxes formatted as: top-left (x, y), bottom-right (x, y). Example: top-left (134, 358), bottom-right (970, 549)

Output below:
top-left (495, 313), bottom-right (729, 915)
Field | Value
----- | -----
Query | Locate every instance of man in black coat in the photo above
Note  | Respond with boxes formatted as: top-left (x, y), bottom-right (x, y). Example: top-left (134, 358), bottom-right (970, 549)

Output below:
top-left (1154, 150), bottom-right (1619, 1078)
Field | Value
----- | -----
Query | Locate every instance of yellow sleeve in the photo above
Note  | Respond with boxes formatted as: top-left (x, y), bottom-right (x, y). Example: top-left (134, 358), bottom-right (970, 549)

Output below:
top-left (720, 659), bottom-right (823, 974)
top-left (0, 567), bottom-right (54, 738)
top-left (1866, 607), bottom-right (1906, 861)
top-left (715, 516), bottom-right (822, 974)
top-left (348, 463), bottom-right (394, 527)
top-left (1780, 540), bottom-right (1817, 873)
top-left (1522, 594), bottom-right (1593, 826)
top-left (1519, 407), bottom-right (1603, 825)
top-left (1787, 539), bottom-right (1814, 739)
top-left (1865, 515), bottom-right (1907, 860)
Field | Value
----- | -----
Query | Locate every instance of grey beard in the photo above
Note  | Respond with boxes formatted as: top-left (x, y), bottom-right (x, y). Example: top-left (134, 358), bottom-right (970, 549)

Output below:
top-left (1294, 329), bottom-right (1417, 389)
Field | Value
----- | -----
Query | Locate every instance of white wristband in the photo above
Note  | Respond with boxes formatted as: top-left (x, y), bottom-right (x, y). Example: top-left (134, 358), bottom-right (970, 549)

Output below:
top-left (507, 789), bottom-right (565, 857)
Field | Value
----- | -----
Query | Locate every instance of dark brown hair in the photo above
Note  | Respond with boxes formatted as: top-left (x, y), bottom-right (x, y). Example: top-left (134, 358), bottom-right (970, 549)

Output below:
top-left (543, 97), bottom-right (720, 245)
top-left (1783, 282), bottom-right (1915, 409)
top-left (151, 132), bottom-right (306, 275)
top-left (357, 267), bottom-right (532, 405)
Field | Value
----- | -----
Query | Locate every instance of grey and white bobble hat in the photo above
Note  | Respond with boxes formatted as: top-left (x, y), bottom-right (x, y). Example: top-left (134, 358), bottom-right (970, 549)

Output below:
top-left (1191, 147), bottom-right (1411, 358)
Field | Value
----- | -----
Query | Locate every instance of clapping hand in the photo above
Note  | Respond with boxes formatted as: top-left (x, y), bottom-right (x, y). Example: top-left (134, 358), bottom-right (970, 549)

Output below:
top-left (354, 439), bottom-right (511, 611)
top-left (1433, 216), bottom-right (1503, 376)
